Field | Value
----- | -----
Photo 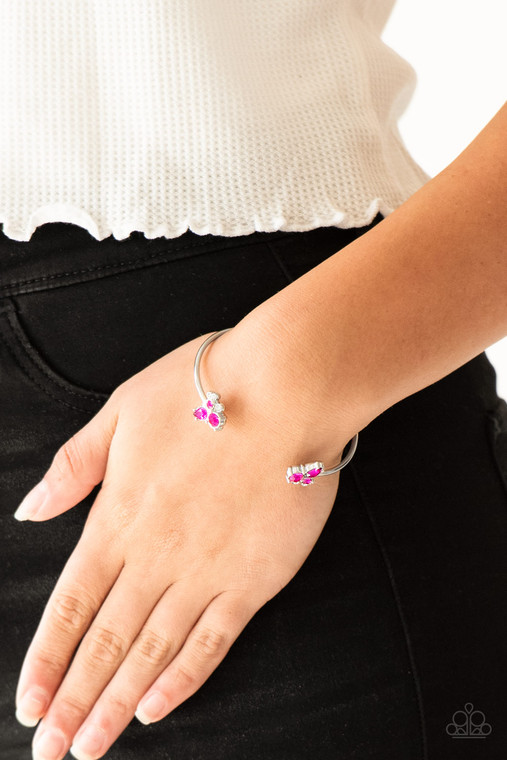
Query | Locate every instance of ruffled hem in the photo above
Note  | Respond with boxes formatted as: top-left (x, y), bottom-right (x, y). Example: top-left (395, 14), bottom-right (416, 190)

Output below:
top-left (0, 197), bottom-right (403, 243)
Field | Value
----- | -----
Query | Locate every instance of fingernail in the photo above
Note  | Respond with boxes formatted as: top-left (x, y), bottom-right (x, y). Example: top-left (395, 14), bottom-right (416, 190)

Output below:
top-left (32, 726), bottom-right (67, 760)
top-left (15, 686), bottom-right (50, 727)
top-left (14, 480), bottom-right (49, 521)
top-left (135, 691), bottom-right (168, 725)
top-left (70, 724), bottom-right (107, 760)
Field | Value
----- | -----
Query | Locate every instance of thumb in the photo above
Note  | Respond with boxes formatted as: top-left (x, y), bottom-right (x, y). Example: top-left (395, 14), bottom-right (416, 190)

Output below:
top-left (13, 390), bottom-right (120, 522)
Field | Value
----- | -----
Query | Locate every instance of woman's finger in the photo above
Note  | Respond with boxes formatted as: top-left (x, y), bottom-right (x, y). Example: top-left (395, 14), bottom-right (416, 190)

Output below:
top-left (29, 573), bottom-right (207, 760)
top-left (29, 566), bottom-right (165, 751)
top-left (66, 590), bottom-right (255, 759)
top-left (13, 389), bottom-right (121, 522)
top-left (14, 523), bottom-right (124, 729)
top-left (135, 590), bottom-right (256, 724)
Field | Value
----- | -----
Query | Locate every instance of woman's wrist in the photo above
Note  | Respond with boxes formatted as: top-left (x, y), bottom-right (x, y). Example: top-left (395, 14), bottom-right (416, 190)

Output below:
top-left (200, 100), bottom-right (507, 476)
top-left (199, 304), bottom-right (361, 475)
top-left (217, 101), bottom-right (507, 451)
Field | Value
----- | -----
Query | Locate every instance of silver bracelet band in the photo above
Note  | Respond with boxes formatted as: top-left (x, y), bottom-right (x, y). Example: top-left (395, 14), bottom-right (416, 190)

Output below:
top-left (192, 329), bottom-right (359, 486)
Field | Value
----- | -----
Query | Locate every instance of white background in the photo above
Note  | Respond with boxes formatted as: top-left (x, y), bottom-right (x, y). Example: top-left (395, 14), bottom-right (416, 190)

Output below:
top-left (383, 0), bottom-right (507, 399)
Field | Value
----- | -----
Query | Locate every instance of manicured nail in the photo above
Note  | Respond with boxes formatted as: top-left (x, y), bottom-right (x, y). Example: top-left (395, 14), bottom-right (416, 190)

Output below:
top-left (15, 686), bottom-right (50, 727)
top-left (32, 726), bottom-right (67, 760)
top-left (70, 724), bottom-right (107, 760)
top-left (135, 691), bottom-right (168, 725)
top-left (14, 480), bottom-right (49, 521)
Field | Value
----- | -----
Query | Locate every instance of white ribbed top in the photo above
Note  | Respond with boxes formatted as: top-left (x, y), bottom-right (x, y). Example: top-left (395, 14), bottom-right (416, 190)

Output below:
top-left (0, 0), bottom-right (431, 243)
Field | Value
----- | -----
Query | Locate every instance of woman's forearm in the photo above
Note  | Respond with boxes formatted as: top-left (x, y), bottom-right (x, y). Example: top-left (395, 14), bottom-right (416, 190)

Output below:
top-left (212, 101), bottom-right (507, 456)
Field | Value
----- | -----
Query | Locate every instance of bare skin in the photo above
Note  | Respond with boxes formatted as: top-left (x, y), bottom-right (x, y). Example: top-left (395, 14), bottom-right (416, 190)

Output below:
top-left (242, 100), bottom-right (507, 438)
top-left (15, 332), bottom-right (348, 760)
top-left (13, 100), bottom-right (507, 760)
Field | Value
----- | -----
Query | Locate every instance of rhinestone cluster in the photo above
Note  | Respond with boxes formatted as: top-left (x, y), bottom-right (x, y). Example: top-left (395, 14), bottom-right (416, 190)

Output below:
top-left (286, 462), bottom-right (324, 486)
top-left (192, 391), bottom-right (226, 431)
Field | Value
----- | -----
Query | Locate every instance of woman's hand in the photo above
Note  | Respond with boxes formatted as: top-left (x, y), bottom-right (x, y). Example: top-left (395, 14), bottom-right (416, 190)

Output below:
top-left (13, 313), bottom-right (355, 760)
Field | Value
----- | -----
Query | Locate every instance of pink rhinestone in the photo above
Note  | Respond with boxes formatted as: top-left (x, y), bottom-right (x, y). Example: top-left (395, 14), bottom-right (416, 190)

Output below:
top-left (289, 472), bottom-right (304, 483)
top-left (208, 413), bottom-right (220, 427)
top-left (307, 467), bottom-right (321, 478)
top-left (302, 477), bottom-right (313, 484)
top-left (193, 407), bottom-right (207, 420)
top-left (206, 400), bottom-right (214, 408)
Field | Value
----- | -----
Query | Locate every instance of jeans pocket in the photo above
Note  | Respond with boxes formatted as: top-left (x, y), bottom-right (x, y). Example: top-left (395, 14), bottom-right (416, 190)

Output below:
top-left (486, 396), bottom-right (507, 499)
top-left (0, 297), bottom-right (110, 413)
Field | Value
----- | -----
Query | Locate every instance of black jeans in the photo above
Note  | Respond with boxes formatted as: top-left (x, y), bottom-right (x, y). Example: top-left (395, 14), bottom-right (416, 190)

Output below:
top-left (1, 217), bottom-right (507, 759)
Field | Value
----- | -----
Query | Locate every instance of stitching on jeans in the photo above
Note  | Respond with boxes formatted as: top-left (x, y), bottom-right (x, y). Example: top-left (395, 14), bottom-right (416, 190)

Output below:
top-left (0, 312), bottom-right (106, 412)
top-left (265, 240), bottom-right (294, 285)
top-left (0, 319), bottom-right (100, 413)
top-left (348, 461), bottom-right (429, 760)
top-left (4, 306), bottom-right (108, 401)
top-left (264, 234), bottom-right (428, 756)
top-left (0, 233), bottom-right (290, 292)
top-left (486, 399), bottom-right (507, 502)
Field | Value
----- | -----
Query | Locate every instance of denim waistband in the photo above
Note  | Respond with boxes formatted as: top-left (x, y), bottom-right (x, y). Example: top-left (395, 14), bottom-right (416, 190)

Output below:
top-left (0, 215), bottom-right (385, 297)
top-left (0, 223), bottom-right (300, 296)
